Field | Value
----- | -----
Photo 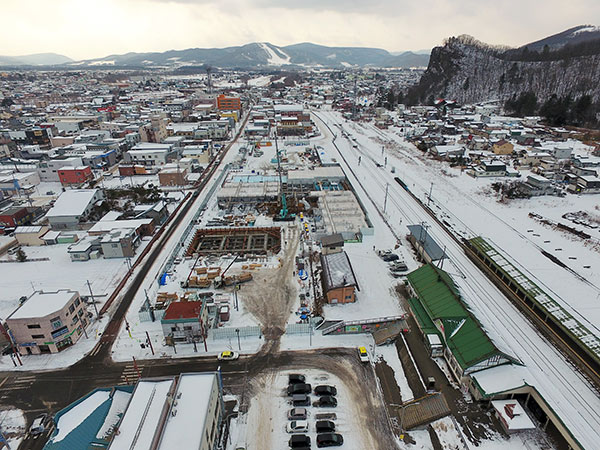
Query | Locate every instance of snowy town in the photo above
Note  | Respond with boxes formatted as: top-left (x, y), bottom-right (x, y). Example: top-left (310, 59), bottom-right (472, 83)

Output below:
top-left (0, 23), bottom-right (600, 450)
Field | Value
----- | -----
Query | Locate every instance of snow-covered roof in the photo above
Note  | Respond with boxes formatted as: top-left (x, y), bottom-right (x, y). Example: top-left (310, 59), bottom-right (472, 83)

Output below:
top-left (9, 290), bottom-right (78, 320)
top-left (157, 373), bottom-right (217, 450)
top-left (45, 189), bottom-right (101, 218)
top-left (492, 400), bottom-right (535, 431)
top-left (320, 251), bottom-right (358, 291)
top-left (109, 379), bottom-right (174, 450)
top-left (88, 218), bottom-right (152, 234)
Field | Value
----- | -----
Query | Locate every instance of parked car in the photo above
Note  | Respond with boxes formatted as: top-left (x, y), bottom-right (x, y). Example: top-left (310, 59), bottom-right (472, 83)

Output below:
top-left (286, 420), bottom-right (309, 433)
top-left (292, 394), bottom-right (311, 406)
top-left (289, 434), bottom-right (311, 449)
top-left (315, 413), bottom-right (337, 421)
top-left (314, 385), bottom-right (337, 396)
top-left (217, 351), bottom-right (239, 361)
top-left (316, 396), bottom-right (337, 407)
top-left (316, 433), bottom-right (344, 447)
top-left (29, 414), bottom-right (48, 436)
top-left (358, 346), bottom-right (369, 363)
top-left (315, 420), bottom-right (336, 433)
top-left (288, 383), bottom-right (312, 396)
top-left (287, 408), bottom-right (308, 420)
top-left (382, 253), bottom-right (399, 262)
top-left (389, 262), bottom-right (408, 272)
top-left (288, 373), bottom-right (306, 384)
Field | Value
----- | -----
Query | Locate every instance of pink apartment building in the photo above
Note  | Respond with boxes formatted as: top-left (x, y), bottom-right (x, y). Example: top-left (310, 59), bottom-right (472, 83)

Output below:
top-left (6, 290), bottom-right (88, 355)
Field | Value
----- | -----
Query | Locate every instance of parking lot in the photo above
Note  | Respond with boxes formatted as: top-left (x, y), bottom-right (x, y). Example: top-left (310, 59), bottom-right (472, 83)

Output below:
top-left (242, 364), bottom-right (394, 450)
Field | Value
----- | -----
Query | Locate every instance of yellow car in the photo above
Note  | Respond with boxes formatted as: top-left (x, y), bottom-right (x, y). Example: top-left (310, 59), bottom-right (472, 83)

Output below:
top-left (358, 347), bottom-right (369, 363)
top-left (217, 351), bottom-right (239, 361)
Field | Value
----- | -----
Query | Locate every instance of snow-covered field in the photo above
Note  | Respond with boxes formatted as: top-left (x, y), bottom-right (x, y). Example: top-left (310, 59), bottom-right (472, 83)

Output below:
top-left (0, 241), bottom-right (138, 319)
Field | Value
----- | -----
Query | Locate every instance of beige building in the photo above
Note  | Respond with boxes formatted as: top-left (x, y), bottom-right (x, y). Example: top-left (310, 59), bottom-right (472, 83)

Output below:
top-left (158, 166), bottom-right (188, 186)
top-left (492, 139), bottom-right (514, 155)
top-left (6, 290), bottom-right (88, 355)
top-left (14, 225), bottom-right (49, 246)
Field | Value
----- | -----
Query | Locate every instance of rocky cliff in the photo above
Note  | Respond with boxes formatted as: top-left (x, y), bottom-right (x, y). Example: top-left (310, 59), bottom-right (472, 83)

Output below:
top-left (407, 34), bottom-right (600, 106)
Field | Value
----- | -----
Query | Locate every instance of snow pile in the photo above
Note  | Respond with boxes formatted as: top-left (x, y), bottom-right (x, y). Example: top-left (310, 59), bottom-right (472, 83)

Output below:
top-left (0, 408), bottom-right (26, 449)
top-left (96, 390), bottom-right (132, 440)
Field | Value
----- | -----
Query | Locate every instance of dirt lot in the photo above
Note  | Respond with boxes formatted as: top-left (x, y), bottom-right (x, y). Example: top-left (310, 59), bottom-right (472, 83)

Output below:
top-left (242, 225), bottom-right (300, 352)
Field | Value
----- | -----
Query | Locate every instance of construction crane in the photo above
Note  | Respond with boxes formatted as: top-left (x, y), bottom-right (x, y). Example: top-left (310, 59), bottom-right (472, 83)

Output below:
top-left (273, 134), bottom-right (294, 221)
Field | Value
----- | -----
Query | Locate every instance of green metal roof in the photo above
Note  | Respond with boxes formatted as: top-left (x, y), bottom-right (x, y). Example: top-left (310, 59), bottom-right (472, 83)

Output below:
top-left (407, 264), bottom-right (516, 371)
top-left (406, 296), bottom-right (438, 335)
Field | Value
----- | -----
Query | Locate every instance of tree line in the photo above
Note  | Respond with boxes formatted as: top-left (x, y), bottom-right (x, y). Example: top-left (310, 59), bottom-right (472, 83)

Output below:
top-left (505, 91), bottom-right (598, 127)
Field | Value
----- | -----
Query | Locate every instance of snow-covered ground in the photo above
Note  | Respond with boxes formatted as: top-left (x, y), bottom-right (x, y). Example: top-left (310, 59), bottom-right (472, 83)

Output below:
top-left (0, 240), bottom-right (143, 319)
top-left (239, 369), bottom-right (376, 450)
top-left (313, 109), bottom-right (600, 449)
top-left (0, 408), bottom-right (26, 449)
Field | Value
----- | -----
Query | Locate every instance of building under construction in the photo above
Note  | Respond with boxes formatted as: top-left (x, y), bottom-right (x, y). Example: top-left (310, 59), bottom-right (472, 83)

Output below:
top-left (185, 227), bottom-right (281, 257)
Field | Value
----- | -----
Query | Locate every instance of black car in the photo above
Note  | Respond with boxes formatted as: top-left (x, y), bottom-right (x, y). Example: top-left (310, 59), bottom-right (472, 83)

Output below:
top-left (382, 253), bottom-right (400, 262)
top-left (289, 373), bottom-right (306, 384)
top-left (316, 433), bottom-right (343, 447)
top-left (289, 434), bottom-right (311, 449)
top-left (316, 420), bottom-right (336, 433)
top-left (316, 395), bottom-right (337, 407)
top-left (288, 383), bottom-right (312, 396)
top-left (291, 394), bottom-right (311, 406)
top-left (314, 385), bottom-right (337, 396)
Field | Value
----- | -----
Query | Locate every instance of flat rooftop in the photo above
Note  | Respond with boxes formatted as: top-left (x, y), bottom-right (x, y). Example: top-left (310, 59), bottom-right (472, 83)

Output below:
top-left (9, 290), bottom-right (78, 320)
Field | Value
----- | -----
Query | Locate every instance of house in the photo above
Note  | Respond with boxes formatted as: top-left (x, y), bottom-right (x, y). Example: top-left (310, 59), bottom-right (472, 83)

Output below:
top-left (320, 233), bottom-right (344, 255)
top-left (68, 236), bottom-right (102, 261)
top-left (320, 251), bottom-right (359, 304)
top-left (0, 206), bottom-right (34, 228)
top-left (523, 174), bottom-right (556, 196)
top-left (470, 160), bottom-right (507, 177)
top-left (568, 175), bottom-right (600, 194)
top-left (158, 166), bottom-right (187, 186)
top-left (491, 139), bottom-right (514, 155)
top-left (0, 171), bottom-right (40, 195)
top-left (430, 145), bottom-right (465, 160)
top-left (58, 166), bottom-right (93, 186)
top-left (126, 143), bottom-right (178, 167)
top-left (160, 301), bottom-right (208, 343)
top-left (45, 189), bottom-right (105, 230)
top-left (132, 201), bottom-right (169, 225)
top-left (38, 157), bottom-right (84, 182)
top-left (14, 225), bottom-right (49, 246)
top-left (100, 228), bottom-right (138, 258)
top-left (6, 290), bottom-right (88, 355)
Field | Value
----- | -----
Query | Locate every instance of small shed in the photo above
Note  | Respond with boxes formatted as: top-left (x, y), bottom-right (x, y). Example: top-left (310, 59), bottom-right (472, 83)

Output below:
top-left (320, 233), bottom-right (344, 255)
top-left (491, 400), bottom-right (536, 434)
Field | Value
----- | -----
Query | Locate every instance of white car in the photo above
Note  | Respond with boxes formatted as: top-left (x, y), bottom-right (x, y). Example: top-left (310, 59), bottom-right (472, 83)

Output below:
top-left (217, 351), bottom-right (239, 361)
top-left (286, 420), bottom-right (309, 433)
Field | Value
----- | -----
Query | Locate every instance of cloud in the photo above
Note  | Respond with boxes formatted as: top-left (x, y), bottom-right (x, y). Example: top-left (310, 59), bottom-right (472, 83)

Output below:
top-left (0, 0), bottom-right (598, 59)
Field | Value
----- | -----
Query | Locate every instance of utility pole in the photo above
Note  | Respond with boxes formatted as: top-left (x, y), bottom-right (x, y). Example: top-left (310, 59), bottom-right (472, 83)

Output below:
top-left (235, 328), bottom-right (241, 351)
top-left (145, 331), bottom-right (154, 355)
top-left (86, 280), bottom-right (99, 319)
top-left (383, 183), bottom-right (389, 213)
top-left (427, 182), bottom-right (434, 207)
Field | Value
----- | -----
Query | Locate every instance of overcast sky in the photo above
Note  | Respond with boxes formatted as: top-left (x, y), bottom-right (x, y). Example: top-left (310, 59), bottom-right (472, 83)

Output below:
top-left (1, 0), bottom-right (598, 60)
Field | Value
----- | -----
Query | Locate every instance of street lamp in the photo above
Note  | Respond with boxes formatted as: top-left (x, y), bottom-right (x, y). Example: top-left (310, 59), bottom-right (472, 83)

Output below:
top-left (235, 328), bottom-right (241, 351)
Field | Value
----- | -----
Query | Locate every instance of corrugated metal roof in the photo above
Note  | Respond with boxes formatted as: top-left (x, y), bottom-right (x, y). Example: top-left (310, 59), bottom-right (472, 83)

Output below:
top-left (407, 264), bottom-right (514, 371)
top-left (407, 225), bottom-right (445, 261)
top-left (320, 251), bottom-right (358, 291)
